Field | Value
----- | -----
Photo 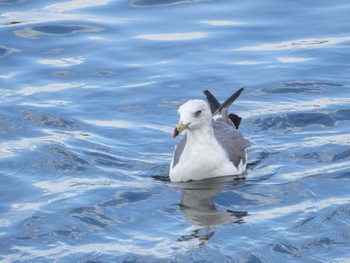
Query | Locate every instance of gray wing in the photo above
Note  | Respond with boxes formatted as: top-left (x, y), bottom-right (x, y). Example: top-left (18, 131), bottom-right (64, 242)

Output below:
top-left (172, 134), bottom-right (187, 168)
top-left (213, 120), bottom-right (249, 168)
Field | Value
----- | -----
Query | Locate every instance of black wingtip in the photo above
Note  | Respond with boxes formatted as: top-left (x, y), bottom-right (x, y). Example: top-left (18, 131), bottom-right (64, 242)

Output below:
top-left (229, 113), bottom-right (242, 129)
top-left (203, 89), bottom-right (220, 114)
top-left (213, 87), bottom-right (245, 115)
top-left (203, 87), bottom-right (245, 129)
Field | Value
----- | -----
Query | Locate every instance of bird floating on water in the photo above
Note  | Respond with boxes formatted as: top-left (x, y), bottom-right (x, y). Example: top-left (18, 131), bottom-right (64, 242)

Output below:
top-left (169, 88), bottom-right (249, 182)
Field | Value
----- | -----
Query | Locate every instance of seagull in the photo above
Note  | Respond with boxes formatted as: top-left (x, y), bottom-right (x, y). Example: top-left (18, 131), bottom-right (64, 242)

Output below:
top-left (169, 88), bottom-right (249, 182)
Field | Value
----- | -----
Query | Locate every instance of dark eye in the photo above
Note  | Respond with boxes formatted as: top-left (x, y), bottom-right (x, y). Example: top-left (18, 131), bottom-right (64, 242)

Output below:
top-left (195, 110), bottom-right (202, 117)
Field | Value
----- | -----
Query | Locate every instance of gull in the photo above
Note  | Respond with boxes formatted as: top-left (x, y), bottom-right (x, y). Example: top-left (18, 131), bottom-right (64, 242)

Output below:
top-left (169, 88), bottom-right (249, 182)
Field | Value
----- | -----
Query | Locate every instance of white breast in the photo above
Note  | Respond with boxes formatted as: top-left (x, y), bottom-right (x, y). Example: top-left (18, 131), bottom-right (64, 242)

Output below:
top-left (169, 133), bottom-right (244, 182)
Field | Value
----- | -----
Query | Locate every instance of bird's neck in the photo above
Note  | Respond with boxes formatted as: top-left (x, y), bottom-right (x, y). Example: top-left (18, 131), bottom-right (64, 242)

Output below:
top-left (187, 123), bottom-right (214, 143)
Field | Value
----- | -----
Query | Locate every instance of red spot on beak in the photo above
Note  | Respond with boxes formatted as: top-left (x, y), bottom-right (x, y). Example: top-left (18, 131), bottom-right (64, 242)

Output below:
top-left (173, 128), bottom-right (179, 138)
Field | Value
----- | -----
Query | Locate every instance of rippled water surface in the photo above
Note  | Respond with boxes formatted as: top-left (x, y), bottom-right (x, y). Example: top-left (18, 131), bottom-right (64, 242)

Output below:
top-left (1, 0), bottom-right (350, 262)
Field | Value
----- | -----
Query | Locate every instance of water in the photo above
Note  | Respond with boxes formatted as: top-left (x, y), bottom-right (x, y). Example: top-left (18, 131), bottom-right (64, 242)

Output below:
top-left (1, 0), bottom-right (350, 262)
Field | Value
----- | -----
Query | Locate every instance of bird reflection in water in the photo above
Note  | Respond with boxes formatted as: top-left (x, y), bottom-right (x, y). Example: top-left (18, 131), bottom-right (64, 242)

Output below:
top-left (174, 176), bottom-right (247, 247)
top-left (175, 176), bottom-right (248, 227)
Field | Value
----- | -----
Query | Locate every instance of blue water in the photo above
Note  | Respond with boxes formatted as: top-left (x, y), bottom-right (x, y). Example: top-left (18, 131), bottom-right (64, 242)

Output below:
top-left (1, 0), bottom-right (350, 262)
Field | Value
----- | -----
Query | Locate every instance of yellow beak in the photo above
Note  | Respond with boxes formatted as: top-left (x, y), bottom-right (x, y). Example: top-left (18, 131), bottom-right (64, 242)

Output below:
top-left (173, 122), bottom-right (188, 138)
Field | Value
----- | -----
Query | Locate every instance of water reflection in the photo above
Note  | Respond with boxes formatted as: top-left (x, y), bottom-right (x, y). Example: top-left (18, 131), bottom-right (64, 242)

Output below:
top-left (38, 56), bottom-right (85, 67)
top-left (0, 0), bottom-right (26, 5)
top-left (278, 57), bottom-right (313, 63)
top-left (201, 20), bottom-right (244, 26)
top-left (2, 11), bottom-right (123, 27)
top-left (134, 32), bottom-right (208, 41)
top-left (175, 177), bottom-right (247, 227)
top-left (14, 24), bottom-right (103, 39)
top-left (43, 0), bottom-right (113, 12)
top-left (130, 0), bottom-right (209, 8)
top-left (86, 119), bottom-right (172, 133)
top-left (177, 228), bottom-right (215, 248)
top-left (0, 71), bottom-right (19, 79)
top-left (0, 45), bottom-right (20, 57)
top-left (17, 82), bottom-right (93, 95)
top-left (241, 95), bottom-right (350, 118)
top-left (236, 36), bottom-right (350, 50)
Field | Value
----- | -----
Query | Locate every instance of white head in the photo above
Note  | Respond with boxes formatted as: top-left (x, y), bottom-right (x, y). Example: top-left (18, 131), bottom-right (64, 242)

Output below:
top-left (173, 100), bottom-right (212, 138)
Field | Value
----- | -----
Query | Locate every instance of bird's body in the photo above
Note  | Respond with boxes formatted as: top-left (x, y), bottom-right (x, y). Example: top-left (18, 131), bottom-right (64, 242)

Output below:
top-left (169, 88), bottom-right (248, 183)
